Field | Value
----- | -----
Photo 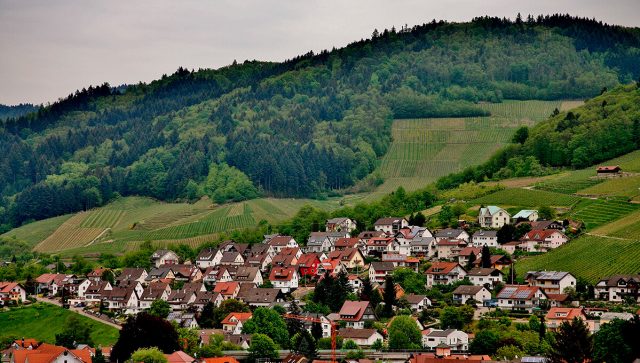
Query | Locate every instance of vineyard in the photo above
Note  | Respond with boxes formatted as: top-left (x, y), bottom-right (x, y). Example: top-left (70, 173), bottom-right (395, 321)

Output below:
top-left (34, 213), bottom-right (106, 252)
top-left (371, 100), bottom-right (563, 198)
top-left (568, 198), bottom-right (640, 230)
top-left (516, 235), bottom-right (640, 283)
top-left (471, 188), bottom-right (582, 207)
top-left (578, 175), bottom-right (640, 198)
top-left (0, 214), bottom-right (71, 247)
top-left (592, 209), bottom-right (640, 240)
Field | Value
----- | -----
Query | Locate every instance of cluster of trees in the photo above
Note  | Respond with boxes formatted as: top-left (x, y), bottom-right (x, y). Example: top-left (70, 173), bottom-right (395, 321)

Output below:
top-left (0, 103), bottom-right (36, 121)
top-left (438, 83), bottom-right (640, 189)
top-left (2, 16), bottom-right (640, 228)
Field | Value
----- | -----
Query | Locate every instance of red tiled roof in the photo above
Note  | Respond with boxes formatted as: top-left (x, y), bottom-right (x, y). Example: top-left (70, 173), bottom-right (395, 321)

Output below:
top-left (201, 358), bottom-right (240, 363)
top-left (213, 281), bottom-right (239, 295)
top-left (221, 312), bottom-right (253, 326)
top-left (297, 253), bottom-right (320, 267)
top-left (270, 266), bottom-right (296, 281)
top-left (425, 262), bottom-right (460, 275)
top-left (166, 351), bottom-right (196, 363)
top-left (546, 307), bottom-right (585, 321)
top-left (338, 300), bottom-right (370, 321)
top-left (335, 238), bottom-right (359, 248)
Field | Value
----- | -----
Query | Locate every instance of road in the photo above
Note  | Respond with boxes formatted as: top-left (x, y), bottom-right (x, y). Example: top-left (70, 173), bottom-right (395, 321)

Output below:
top-left (34, 296), bottom-right (122, 330)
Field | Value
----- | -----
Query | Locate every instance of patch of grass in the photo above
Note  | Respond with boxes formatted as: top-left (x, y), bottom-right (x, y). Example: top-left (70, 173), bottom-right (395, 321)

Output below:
top-left (1, 214), bottom-right (72, 248)
top-left (516, 235), bottom-right (640, 284)
top-left (471, 188), bottom-right (581, 207)
top-left (0, 303), bottom-right (118, 346)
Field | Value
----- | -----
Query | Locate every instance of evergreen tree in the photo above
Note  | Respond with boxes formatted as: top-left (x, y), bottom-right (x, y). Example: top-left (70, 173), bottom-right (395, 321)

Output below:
top-left (286, 300), bottom-right (304, 338)
top-left (547, 317), bottom-right (592, 363)
top-left (382, 275), bottom-right (396, 317)
top-left (198, 302), bottom-right (216, 328)
top-left (465, 251), bottom-right (477, 270)
top-left (481, 245), bottom-right (492, 268)
top-left (291, 330), bottom-right (317, 359)
top-left (311, 321), bottom-right (324, 342)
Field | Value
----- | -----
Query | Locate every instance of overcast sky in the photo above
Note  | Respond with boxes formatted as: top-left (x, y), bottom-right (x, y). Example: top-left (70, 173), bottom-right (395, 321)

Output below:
top-left (1, 0), bottom-right (639, 105)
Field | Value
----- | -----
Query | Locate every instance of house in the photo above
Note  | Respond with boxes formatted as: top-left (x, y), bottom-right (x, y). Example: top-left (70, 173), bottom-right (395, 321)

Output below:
top-left (317, 259), bottom-right (346, 277)
top-left (102, 283), bottom-right (143, 314)
top-left (435, 239), bottom-right (467, 259)
top-left (327, 248), bottom-right (365, 269)
top-left (425, 262), bottom-right (467, 287)
top-left (213, 281), bottom-right (241, 300)
top-left (403, 294), bottom-right (431, 312)
top-left (358, 230), bottom-right (388, 245)
top-left (265, 235), bottom-right (299, 253)
top-left (0, 282), bottom-right (26, 304)
top-left (545, 307), bottom-right (587, 330)
top-left (471, 230), bottom-right (498, 248)
top-left (595, 274), bottom-right (640, 302)
top-left (326, 218), bottom-right (358, 233)
top-left (35, 273), bottom-right (70, 295)
top-left (501, 241), bottom-right (523, 255)
top-left (525, 271), bottom-right (576, 295)
top-left (236, 286), bottom-right (285, 307)
top-left (434, 229), bottom-right (470, 243)
top-left (169, 264), bottom-right (203, 282)
top-left (269, 266), bottom-right (299, 293)
top-left (422, 329), bottom-right (469, 351)
top-left (146, 267), bottom-right (176, 282)
top-left (473, 255), bottom-right (512, 270)
top-left (334, 238), bottom-right (360, 251)
top-left (596, 165), bottom-right (621, 175)
top-left (306, 233), bottom-right (333, 253)
top-left (10, 343), bottom-right (92, 363)
top-left (151, 249), bottom-right (179, 268)
top-left (496, 285), bottom-right (548, 312)
top-left (478, 206), bottom-right (510, 228)
top-left (337, 328), bottom-right (383, 347)
top-left (297, 253), bottom-right (321, 278)
top-left (196, 248), bottom-right (223, 269)
top-left (337, 301), bottom-right (375, 329)
top-left (167, 288), bottom-right (198, 311)
top-left (452, 285), bottom-right (491, 305)
top-left (382, 253), bottom-right (419, 272)
top-left (410, 236), bottom-right (437, 257)
top-left (520, 230), bottom-right (569, 251)
top-left (299, 312), bottom-right (333, 339)
top-left (218, 252), bottom-right (245, 266)
top-left (366, 237), bottom-right (397, 257)
top-left (84, 281), bottom-right (112, 301)
top-left (75, 279), bottom-right (93, 298)
top-left (457, 247), bottom-right (482, 266)
top-left (513, 210), bottom-right (539, 222)
top-left (368, 262), bottom-right (395, 283)
top-left (466, 268), bottom-right (504, 287)
top-left (348, 275), bottom-right (363, 293)
top-left (192, 291), bottom-right (223, 310)
top-left (167, 312), bottom-right (199, 329)
top-left (373, 217), bottom-right (409, 234)
top-left (138, 282), bottom-right (171, 310)
top-left (233, 266), bottom-right (263, 286)
top-left (87, 268), bottom-right (109, 282)
top-left (116, 268), bottom-right (148, 286)
top-left (221, 312), bottom-right (253, 334)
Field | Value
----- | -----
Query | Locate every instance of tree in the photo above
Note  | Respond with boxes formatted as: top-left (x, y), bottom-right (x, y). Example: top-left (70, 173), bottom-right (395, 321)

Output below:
top-left (111, 313), bottom-right (180, 363)
top-left (177, 328), bottom-right (200, 355)
top-left (388, 315), bottom-right (422, 349)
top-left (496, 345), bottom-right (525, 360)
top-left (481, 245), bottom-right (492, 268)
top-left (149, 299), bottom-right (171, 319)
top-left (54, 315), bottom-right (93, 348)
top-left (93, 348), bottom-right (106, 363)
top-left (465, 251), bottom-right (477, 270)
top-left (101, 270), bottom-right (115, 285)
top-left (371, 339), bottom-right (383, 351)
top-left (286, 300), bottom-right (305, 338)
top-left (593, 318), bottom-right (640, 363)
top-left (538, 206), bottom-right (556, 220)
top-left (440, 306), bottom-right (474, 330)
top-left (248, 334), bottom-right (279, 362)
top-left (469, 330), bottom-right (500, 355)
top-left (410, 212), bottom-right (426, 227)
top-left (311, 321), bottom-right (324, 341)
top-left (512, 126), bottom-right (529, 144)
top-left (242, 307), bottom-right (289, 348)
top-left (382, 275), bottom-right (396, 317)
top-left (497, 224), bottom-right (516, 244)
top-left (547, 317), bottom-right (592, 363)
top-left (130, 347), bottom-right (168, 363)
top-left (198, 301), bottom-right (216, 328)
top-left (291, 330), bottom-right (317, 359)
top-left (343, 339), bottom-right (359, 350)
top-left (392, 268), bottom-right (427, 294)
top-left (505, 264), bottom-right (517, 284)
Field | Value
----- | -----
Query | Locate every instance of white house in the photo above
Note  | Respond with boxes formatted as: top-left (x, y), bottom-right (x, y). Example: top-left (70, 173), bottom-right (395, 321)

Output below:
top-left (478, 206), bottom-right (510, 228)
top-left (266, 235), bottom-right (299, 253)
top-left (195, 248), bottom-right (223, 269)
top-left (525, 271), bottom-right (576, 295)
top-left (434, 229), bottom-right (470, 243)
top-left (338, 328), bottom-right (383, 347)
top-left (513, 210), bottom-right (539, 222)
top-left (496, 285), bottom-right (548, 312)
top-left (221, 312), bottom-right (253, 334)
top-left (0, 282), bottom-right (26, 303)
top-left (520, 230), bottom-right (569, 251)
top-left (326, 218), bottom-right (358, 233)
top-left (374, 217), bottom-right (409, 234)
top-left (75, 279), bottom-right (92, 298)
top-left (338, 301), bottom-right (376, 329)
top-left (368, 262), bottom-right (395, 283)
top-left (471, 230), bottom-right (498, 247)
top-left (150, 249), bottom-right (179, 268)
top-left (452, 285), bottom-right (491, 305)
top-left (425, 262), bottom-right (467, 287)
top-left (595, 274), bottom-right (640, 302)
top-left (422, 329), bottom-right (469, 351)
top-left (269, 266), bottom-right (299, 293)
top-left (403, 294), bottom-right (432, 312)
top-left (467, 268), bottom-right (504, 287)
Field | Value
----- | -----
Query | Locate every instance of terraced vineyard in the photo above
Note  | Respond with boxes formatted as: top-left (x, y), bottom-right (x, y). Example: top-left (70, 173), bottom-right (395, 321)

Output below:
top-left (592, 209), bottom-right (640, 240)
top-left (471, 188), bottom-right (582, 207)
top-left (34, 213), bottom-right (106, 252)
top-left (516, 235), bottom-right (640, 283)
top-left (0, 214), bottom-right (72, 247)
top-left (569, 198), bottom-right (640, 230)
top-left (578, 175), bottom-right (640, 198)
top-left (371, 100), bottom-right (563, 198)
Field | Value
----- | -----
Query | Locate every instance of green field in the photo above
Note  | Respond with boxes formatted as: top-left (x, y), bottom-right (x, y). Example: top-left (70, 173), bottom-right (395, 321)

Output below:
top-left (28, 196), bottom-right (342, 254)
top-left (568, 198), bottom-right (640, 230)
top-left (471, 188), bottom-right (582, 207)
top-left (1, 214), bottom-right (72, 248)
top-left (592, 209), bottom-right (640, 240)
top-left (516, 235), bottom-right (640, 283)
top-left (0, 303), bottom-right (119, 345)
top-left (370, 100), bottom-right (565, 199)
top-left (578, 175), bottom-right (640, 198)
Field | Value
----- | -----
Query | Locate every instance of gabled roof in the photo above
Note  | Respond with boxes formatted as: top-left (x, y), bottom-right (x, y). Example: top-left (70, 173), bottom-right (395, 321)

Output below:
top-left (358, 230), bottom-right (387, 239)
top-left (269, 266), bottom-right (297, 281)
top-left (335, 238), bottom-right (360, 248)
top-left (497, 285), bottom-right (546, 300)
top-left (404, 294), bottom-right (428, 304)
top-left (425, 262), bottom-right (462, 275)
top-left (221, 312), bottom-right (253, 325)
top-left (467, 267), bottom-right (503, 277)
top-left (370, 261), bottom-right (395, 271)
top-left (434, 229), bottom-right (467, 238)
top-left (297, 253), bottom-right (320, 267)
top-left (513, 210), bottom-right (538, 219)
top-left (458, 247), bottom-right (481, 257)
top-left (338, 301), bottom-right (371, 321)
top-left (213, 281), bottom-right (239, 295)
top-left (521, 229), bottom-right (566, 241)
top-left (166, 350), bottom-right (196, 363)
top-left (337, 328), bottom-right (379, 339)
top-left (0, 281), bottom-right (22, 293)
top-left (374, 217), bottom-right (406, 225)
top-left (452, 285), bottom-right (485, 295)
top-left (236, 287), bottom-right (282, 304)
top-left (472, 230), bottom-right (497, 238)
top-left (196, 247), bottom-right (219, 261)
top-left (545, 307), bottom-right (585, 321)
top-left (267, 235), bottom-right (295, 246)
top-left (526, 271), bottom-right (573, 282)
top-left (596, 274), bottom-right (640, 287)
top-left (480, 205), bottom-right (504, 216)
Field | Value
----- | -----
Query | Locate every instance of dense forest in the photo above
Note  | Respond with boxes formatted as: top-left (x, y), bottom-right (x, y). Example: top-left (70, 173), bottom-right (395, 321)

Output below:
top-left (437, 82), bottom-right (640, 189)
top-left (0, 104), bottom-right (36, 121)
top-left (2, 15), bottom-right (640, 229)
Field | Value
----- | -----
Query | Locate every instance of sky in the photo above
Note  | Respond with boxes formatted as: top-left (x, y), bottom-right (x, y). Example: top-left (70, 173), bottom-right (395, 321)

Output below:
top-left (1, 0), bottom-right (639, 105)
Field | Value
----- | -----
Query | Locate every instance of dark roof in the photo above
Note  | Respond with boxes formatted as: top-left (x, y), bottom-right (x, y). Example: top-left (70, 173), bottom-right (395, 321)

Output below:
top-left (370, 261), bottom-right (395, 271)
top-left (452, 285), bottom-right (485, 295)
top-left (337, 328), bottom-right (379, 339)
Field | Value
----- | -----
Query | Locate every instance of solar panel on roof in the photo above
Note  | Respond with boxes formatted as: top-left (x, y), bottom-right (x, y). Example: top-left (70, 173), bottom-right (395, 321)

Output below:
top-left (515, 290), bottom-right (531, 299)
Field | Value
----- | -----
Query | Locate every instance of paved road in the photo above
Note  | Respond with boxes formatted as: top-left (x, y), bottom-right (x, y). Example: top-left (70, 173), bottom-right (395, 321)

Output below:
top-left (35, 297), bottom-right (122, 330)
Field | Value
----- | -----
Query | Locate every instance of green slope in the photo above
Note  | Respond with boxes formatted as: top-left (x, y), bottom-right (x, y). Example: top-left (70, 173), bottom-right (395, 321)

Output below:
top-left (0, 303), bottom-right (119, 345)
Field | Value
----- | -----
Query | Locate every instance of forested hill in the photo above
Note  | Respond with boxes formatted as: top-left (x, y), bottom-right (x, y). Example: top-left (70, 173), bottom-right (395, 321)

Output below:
top-left (2, 14), bottom-right (640, 230)
top-left (0, 104), bottom-right (37, 121)
top-left (437, 82), bottom-right (640, 189)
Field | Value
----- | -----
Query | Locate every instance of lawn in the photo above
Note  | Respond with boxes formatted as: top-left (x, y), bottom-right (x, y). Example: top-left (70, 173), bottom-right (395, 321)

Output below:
top-left (516, 235), bottom-right (640, 284)
top-left (0, 303), bottom-right (119, 345)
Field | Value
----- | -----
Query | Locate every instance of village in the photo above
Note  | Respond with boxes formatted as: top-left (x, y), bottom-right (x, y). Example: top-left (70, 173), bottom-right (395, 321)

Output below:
top-left (1, 205), bottom-right (639, 363)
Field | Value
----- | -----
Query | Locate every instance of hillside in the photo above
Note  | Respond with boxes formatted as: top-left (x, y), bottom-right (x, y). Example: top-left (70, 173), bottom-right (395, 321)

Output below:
top-left (0, 104), bottom-right (36, 120)
top-left (2, 15), bottom-right (640, 231)
top-left (0, 303), bottom-right (119, 345)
